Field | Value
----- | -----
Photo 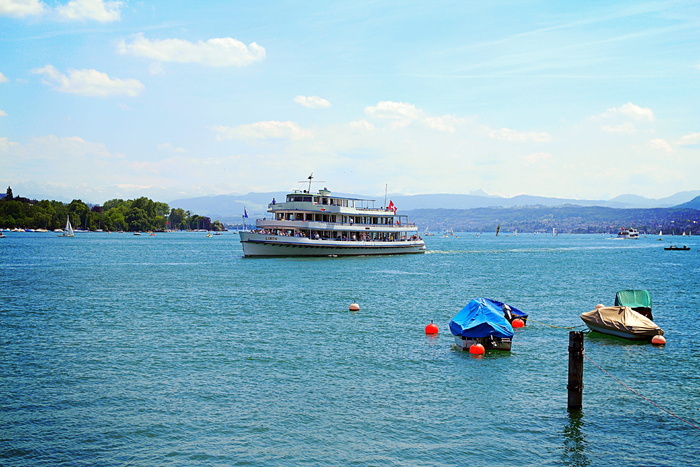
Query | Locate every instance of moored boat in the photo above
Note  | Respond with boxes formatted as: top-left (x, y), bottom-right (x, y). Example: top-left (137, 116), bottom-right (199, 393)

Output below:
top-left (449, 298), bottom-right (519, 351)
top-left (238, 177), bottom-right (426, 257)
top-left (580, 305), bottom-right (663, 340)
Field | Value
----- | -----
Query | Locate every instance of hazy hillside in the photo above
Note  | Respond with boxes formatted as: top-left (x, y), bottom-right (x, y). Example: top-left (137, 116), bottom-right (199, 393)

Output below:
top-left (169, 190), bottom-right (700, 223)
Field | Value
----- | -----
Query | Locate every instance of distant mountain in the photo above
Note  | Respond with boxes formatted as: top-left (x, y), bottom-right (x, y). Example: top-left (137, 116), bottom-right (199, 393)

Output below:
top-left (609, 190), bottom-right (700, 208)
top-left (675, 195), bottom-right (700, 209)
top-left (169, 189), bottom-right (700, 223)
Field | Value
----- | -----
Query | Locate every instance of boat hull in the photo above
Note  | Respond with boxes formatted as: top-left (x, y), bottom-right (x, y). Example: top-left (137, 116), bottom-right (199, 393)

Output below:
top-left (582, 322), bottom-right (660, 340)
top-left (454, 336), bottom-right (512, 351)
top-left (239, 232), bottom-right (426, 257)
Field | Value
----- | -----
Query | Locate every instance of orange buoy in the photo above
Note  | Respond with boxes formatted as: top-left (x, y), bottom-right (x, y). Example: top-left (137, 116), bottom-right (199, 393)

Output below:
top-left (425, 321), bottom-right (439, 335)
top-left (469, 343), bottom-right (485, 355)
top-left (349, 302), bottom-right (360, 311)
top-left (512, 318), bottom-right (525, 328)
top-left (651, 335), bottom-right (666, 345)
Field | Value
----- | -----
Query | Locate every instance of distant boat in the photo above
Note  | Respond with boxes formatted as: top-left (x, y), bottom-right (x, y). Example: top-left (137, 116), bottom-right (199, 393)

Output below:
top-left (665, 245), bottom-right (690, 251)
top-left (552, 227), bottom-right (557, 236)
top-left (58, 216), bottom-right (74, 237)
top-left (496, 224), bottom-right (500, 236)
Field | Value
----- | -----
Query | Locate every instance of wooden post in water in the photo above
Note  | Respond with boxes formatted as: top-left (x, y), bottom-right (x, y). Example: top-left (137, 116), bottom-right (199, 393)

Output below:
top-left (567, 331), bottom-right (584, 410)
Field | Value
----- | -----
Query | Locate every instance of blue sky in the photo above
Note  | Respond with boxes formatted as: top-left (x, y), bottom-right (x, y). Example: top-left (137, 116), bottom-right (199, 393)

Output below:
top-left (1, 0), bottom-right (699, 204)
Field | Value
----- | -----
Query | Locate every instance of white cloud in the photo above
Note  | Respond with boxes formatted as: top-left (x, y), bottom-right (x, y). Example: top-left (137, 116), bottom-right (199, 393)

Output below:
top-left (213, 121), bottom-right (312, 141)
top-left (349, 120), bottom-right (375, 131)
top-left (0, 136), bottom-right (19, 150)
top-left (596, 102), bottom-right (654, 121)
top-left (32, 65), bottom-right (144, 97)
top-left (56, 0), bottom-right (121, 22)
top-left (0, 0), bottom-right (46, 18)
top-left (0, 110), bottom-right (7, 117)
top-left (601, 122), bottom-right (636, 133)
top-left (678, 132), bottom-right (700, 147)
top-left (485, 127), bottom-right (551, 142)
top-left (0, 71), bottom-right (8, 82)
top-left (523, 152), bottom-right (552, 164)
top-left (363, 101), bottom-right (467, 132)
top-left (0, 0), bottom-right (120, 21)
top-left (647, 138), bottom-right (673, 152)
top-left (293, 95), bottom-right (331, 109)
top-left (365, 101), bottom-right (422, 121)
top-left (157, 143), bottom-right (186, 153)
top-left (117, 33), bottom-right (266, 67)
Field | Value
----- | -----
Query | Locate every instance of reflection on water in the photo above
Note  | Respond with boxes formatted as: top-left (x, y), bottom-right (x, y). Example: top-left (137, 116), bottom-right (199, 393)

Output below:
top-left (562, 409), bottom-right (590, 466)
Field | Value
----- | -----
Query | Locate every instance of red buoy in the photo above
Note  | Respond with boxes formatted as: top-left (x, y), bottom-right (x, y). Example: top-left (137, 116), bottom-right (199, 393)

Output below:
top-left (349, 302), bottom-right (360, 311)
top-left (651, 335), bottom-right (666, 345)
top-left (512, 318), bottom-right (525, 328)
top-left (425, 322), bottom-right (439, 335)
top-left (469, 343), bottom-right (485, 355)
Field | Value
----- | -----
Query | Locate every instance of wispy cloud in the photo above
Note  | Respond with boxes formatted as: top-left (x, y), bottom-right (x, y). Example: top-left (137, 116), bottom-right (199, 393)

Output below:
top-left (0, 71), bottom-right (9, 83)
top-left (213, 121), bottom-right (312, 141)
top-left (484, 127), bottom-right (551, 142)
top-left (0, 0), bottom-right (121, 22)
top-left (32, 65), bottom-right (144, 97)
top-left (647, 138), bottom-right (672, 153)
top-left (364, 101), bottom-right (467, 132)
top-left (0, 0), bottom-right (46, 18)
top-left (596, 102), bottom-right (654, 121)
top-left (293, 95), bottom-right (331, 109)
top-left (117, 33), bottom-right (266, 67)
top-left (678, 132), bottom-right (700, 147)
top-left (56, 0), bottom-right (122, 22)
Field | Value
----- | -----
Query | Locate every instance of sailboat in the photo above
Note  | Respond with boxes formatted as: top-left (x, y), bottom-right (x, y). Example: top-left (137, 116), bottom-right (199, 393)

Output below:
top-left (58, 216), bottom-right (75, 237)
top-left (496, 224), bottom-right (500, 236)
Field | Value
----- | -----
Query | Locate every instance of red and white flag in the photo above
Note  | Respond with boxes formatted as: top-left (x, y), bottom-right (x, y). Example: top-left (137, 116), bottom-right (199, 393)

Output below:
top-left (388, 200), bottom-right (397, 213)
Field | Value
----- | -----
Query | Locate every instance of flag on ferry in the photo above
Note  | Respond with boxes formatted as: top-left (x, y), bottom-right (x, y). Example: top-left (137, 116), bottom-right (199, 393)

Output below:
top-left (388, 200), bottom-right (397, 214)
top-left (243, 208), bottom-right (249, 219)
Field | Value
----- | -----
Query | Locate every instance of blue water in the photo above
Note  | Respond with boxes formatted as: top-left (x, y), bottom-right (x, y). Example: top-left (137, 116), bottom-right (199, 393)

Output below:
top-left (1, 232), bottom-right (699, 466)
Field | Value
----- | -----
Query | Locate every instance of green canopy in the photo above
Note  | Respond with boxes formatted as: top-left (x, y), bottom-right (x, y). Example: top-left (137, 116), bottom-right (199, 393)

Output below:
top-left (614, 290), bottom-right (653, 319)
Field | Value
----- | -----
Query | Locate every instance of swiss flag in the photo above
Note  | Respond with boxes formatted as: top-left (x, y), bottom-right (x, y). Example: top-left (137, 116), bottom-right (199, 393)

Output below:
top-left (388, 200), bottom-right (397, 214)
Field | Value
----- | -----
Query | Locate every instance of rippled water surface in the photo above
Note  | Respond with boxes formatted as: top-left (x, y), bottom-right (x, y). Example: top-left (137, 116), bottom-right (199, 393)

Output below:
top-left (2, 232), bottom-right (699, 465)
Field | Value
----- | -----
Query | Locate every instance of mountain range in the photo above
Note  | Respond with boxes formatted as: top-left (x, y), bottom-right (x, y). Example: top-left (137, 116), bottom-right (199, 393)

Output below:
top-left (169, 190), bottom-right (700, 224)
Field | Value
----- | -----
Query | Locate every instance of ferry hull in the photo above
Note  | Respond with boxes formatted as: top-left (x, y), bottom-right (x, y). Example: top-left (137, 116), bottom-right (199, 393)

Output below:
top-left (239, 232), bottom-right (426, 257)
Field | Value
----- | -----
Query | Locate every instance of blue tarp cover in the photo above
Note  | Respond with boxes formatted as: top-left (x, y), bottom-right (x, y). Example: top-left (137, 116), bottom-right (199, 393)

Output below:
top-left (484, 298), bottom-right (529, 321)
top-left (449, 298), bottom-right (515, 338)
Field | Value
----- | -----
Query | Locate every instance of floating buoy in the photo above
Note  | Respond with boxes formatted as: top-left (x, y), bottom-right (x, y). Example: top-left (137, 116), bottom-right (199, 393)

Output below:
top-left (425, 321), bottom-right (439, 335)
top-left (651, 335), bottom-right (666, 345)
top-left (512, 318), bottom-right (525, 328)
top-left (349, 302), bottom-right (360, 311)
top-left (469, 343), bottom-right (485, 355)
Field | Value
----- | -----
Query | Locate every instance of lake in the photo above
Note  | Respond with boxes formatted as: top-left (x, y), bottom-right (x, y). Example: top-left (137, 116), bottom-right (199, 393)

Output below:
top-left (1, 231), bottom-right (699, 465)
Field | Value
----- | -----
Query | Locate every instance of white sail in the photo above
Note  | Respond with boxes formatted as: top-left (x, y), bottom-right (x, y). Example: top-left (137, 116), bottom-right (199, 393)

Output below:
top-left (60, 216), bottom-right (75, 237)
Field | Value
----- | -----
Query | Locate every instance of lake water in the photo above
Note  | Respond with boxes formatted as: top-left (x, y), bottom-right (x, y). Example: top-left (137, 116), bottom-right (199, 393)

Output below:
top-left (1, 231), bottom-right (699, 466)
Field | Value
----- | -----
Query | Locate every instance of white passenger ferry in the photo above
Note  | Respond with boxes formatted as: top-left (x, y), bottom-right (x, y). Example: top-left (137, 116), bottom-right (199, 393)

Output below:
top-left (617, 227), bottom-right (640, 239)
top-left (238, 182), bottom-right (426, 257)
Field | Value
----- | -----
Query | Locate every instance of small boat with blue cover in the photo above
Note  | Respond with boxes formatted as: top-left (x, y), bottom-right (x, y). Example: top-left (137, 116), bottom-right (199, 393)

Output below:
top-left (449, 298), bottom-right (528, 351)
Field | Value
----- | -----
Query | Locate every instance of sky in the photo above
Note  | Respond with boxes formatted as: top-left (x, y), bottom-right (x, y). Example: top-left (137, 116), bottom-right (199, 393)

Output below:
top-left (1, 0), bottom-right (699, 204)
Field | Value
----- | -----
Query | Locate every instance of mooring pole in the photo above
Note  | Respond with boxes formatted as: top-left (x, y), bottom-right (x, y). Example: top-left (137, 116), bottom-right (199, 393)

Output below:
top-left (567, 331), bottom-right (584, 410)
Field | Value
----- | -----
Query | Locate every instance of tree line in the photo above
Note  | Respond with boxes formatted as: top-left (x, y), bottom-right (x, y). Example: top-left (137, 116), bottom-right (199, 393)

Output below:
top-left (0, 187), bottom-right (225, 232)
